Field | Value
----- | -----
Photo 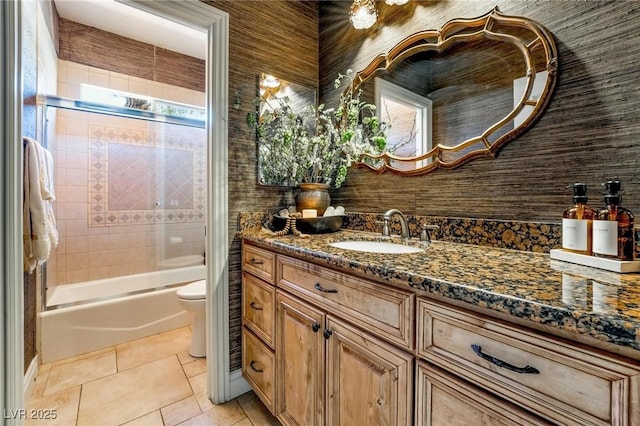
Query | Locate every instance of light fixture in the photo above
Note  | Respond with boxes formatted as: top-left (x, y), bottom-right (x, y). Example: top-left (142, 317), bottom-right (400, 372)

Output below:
top-left (350, 0), bottom-right (378, 29)
top-left (385, 0), bottom-right (409, 4)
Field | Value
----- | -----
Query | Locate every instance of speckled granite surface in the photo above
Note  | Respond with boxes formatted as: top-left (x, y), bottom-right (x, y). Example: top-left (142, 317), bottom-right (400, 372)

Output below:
top-left (238, 211), bottom-right (564, 252)
top-left (240, 226), bottom-right (640, 354)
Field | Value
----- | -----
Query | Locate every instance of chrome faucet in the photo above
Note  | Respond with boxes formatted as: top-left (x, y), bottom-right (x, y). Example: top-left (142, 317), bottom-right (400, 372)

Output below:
top-left (382, 209), bottom-right (410, 239)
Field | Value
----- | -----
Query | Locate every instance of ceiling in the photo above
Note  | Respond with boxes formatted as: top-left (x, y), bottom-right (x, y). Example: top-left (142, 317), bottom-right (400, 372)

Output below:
top-left (53, 0), bottom-right (206, 60)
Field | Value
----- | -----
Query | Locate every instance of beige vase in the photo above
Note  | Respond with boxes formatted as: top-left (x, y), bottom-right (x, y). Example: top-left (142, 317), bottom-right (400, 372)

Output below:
top-left (295, 183), bottom-right (331, 216)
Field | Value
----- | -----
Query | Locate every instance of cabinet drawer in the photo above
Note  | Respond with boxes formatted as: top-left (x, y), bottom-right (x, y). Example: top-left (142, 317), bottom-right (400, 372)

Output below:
top-left (417, 299), bottom-right (640, 426)
top-left (242, 327), bottom-right (276, 414)
top-left (277, 255), bottom-right (414, 350)
top-left (243, 243), bottom-right (276, 284)
top-left (242, 272), bottom-right (276, 348)
top-left (416, 361), bottom-right (550, 425)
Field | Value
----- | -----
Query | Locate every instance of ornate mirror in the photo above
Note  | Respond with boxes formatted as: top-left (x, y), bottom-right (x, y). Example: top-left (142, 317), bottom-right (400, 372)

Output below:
top-left (354, 7), bottom-right (558, 175)
top-left (253, 74), bottom-right (316, 186)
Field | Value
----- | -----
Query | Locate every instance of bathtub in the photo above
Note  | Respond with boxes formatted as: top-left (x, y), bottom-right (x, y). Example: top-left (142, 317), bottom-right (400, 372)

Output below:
top-left (40, 264), bottom-right (206, 363)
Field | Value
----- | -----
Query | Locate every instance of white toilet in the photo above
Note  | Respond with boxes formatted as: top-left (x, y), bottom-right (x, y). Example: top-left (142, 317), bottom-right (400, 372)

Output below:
top-left (177, 279), bottom-right (206, 357)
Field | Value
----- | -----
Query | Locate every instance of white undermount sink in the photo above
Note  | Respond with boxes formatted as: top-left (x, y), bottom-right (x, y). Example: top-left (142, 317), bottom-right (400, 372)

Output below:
top-left (329, 240), bottom-right (424, 254)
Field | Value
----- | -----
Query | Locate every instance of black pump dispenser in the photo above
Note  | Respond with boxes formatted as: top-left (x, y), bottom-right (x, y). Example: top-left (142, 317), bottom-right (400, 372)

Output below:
top-left (569, 183), bottom-right (589, 204)
top-left (603, 179), bottom-right (622, 205)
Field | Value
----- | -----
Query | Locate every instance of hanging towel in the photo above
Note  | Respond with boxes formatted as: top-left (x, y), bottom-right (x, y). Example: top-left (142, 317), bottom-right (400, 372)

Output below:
top-left (38, 145), bottom-right (58, 247)
top-left (23, 136), bottom-right (57, 272)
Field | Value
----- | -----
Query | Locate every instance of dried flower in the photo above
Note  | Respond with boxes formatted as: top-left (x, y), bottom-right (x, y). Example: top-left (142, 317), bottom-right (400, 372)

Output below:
top-left (248, 70), bottom-right (388, 188)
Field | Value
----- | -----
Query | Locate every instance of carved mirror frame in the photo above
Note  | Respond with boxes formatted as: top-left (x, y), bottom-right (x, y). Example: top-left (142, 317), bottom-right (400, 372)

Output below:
top-left (354, 7), bottom-right (558, 175)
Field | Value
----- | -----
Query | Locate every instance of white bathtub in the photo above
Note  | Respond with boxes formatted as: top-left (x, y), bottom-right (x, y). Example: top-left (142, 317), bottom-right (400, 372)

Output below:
top-left (40, 264), bottom-right (206, 363)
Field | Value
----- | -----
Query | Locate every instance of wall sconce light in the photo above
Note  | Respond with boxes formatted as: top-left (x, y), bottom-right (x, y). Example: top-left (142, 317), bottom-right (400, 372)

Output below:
top-left (350, 0), bottom-right (378, 29)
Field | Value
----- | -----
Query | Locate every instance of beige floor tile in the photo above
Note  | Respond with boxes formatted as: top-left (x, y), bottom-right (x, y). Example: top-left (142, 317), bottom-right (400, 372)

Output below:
top-left (25, 402), bottom-right (79, 426)
top-left (188, 372), bottom-right (213, 412)
top-left (161, 396), bottom-right (201, 426)
top-left (237, 391), bottom-right (280, 426)
top-left (44, 350), bottom-right (117, 396)
top-left (116, 327), bottom-right (192, 371)
top-left (122, 410), bottom-right (164, 425)
top-left (182, 358), bottom-right (207, 378)
top-left (28, 385), bottom-right (80, 411)
top-left (50, 346), bottom-right (114, 368)
top-left (29, 363), bottom-right (52, 400)
top-left (76, 356), bottom-right (192, 426)
top-left (230, 419), bottom-right (252, 426)
top-left (177, 350), bottom-right (199, 365)
top-left (176, 400), bottom-right (247, 426)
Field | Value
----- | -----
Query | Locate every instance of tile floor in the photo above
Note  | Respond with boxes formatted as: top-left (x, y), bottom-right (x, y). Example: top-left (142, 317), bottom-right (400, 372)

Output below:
top-left (27, 327), bottom-right (280, 426)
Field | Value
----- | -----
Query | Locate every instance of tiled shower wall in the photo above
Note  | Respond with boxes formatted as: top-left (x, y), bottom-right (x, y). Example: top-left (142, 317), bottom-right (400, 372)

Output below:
top-left (51, 60), bottom-right (206, 286)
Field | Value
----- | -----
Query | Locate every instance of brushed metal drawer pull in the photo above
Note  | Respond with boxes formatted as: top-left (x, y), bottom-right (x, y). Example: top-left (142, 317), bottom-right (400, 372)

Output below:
top-left (314, 282), bottom-right (338, 293)
top-left (249, 361), bottom-right (264, 373)
top-left (471, 344), bottom-right (540, 374)
top-left (249, 301), bottom-right (263, 311)
top-left (249, 258), bottom-right (264, 265)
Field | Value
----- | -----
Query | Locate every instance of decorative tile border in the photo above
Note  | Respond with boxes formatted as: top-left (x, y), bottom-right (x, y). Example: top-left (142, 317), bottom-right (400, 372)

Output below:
top-left (88, 124), bottom-right (206, 226)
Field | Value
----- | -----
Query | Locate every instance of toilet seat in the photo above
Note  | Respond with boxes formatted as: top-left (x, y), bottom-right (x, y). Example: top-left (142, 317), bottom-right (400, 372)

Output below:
top-left (177, 279), bottom-right (206, 300)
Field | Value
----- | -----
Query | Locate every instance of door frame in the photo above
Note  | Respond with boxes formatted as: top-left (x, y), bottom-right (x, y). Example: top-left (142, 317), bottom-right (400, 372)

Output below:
top-left (1, 1), bottom-right (24, 423)
top-left (1, 1), bottom-right (232, 416)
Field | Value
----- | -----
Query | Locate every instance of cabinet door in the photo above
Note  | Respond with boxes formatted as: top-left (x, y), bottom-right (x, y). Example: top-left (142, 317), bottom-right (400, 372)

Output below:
top-left (276, 291), bottom-right (325, 426)
top-left (416, 361), bottom-right (550, 426)
top-left (326, 316), bottom-right (413, 426)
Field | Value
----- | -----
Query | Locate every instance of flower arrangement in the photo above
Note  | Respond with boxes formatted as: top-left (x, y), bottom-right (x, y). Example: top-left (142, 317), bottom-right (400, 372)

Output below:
top-left (247, 70), bottom-right (388, 188)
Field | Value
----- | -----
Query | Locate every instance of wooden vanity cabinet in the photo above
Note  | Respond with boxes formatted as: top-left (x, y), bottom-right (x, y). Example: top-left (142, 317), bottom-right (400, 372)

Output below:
top-left (417, 298), bottom-right (640, 426)
top-left (275, 257), bottom-right (414, 426)
top-left (241, 244), bottom-right (278, 414)
top-left (242, 240), bottom-right (640, 425)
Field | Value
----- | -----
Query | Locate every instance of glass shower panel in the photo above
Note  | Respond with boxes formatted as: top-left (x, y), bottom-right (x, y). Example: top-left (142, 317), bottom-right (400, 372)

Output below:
top-left (44, 102), bottom-right (206, 303)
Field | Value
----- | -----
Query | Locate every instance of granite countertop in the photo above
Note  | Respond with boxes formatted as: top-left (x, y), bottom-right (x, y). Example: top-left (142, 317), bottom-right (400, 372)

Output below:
top-left (241, 228), bottom-right (640, 355)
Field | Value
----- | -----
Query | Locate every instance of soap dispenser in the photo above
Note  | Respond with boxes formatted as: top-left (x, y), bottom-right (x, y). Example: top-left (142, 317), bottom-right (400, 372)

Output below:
top-left (562, 183), bottom-right (596, 255)
top-left (593, 179), bottom-right (635, 260)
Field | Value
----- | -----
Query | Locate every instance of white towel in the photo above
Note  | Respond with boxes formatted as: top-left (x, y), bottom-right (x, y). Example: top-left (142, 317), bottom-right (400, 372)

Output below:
top-left (23, 136), bottom-right (57, 272)
top-left (39, 146), bottom-right (55, 201)
top-left (39, 145), bottom-right (58, 247)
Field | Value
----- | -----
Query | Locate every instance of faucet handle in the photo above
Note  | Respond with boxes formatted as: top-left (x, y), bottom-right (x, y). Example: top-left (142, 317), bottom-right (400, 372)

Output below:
top-left (379, 219), bottom-right (390, 237)
top-left (420, 224), bottom-right (439, 242)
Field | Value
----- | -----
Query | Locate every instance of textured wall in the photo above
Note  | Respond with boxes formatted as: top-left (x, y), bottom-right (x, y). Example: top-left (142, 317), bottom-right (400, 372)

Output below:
top-left (319, 1), bottom-right (640, 222)
top-left (58, 18), bottom-right (205, 92)
top-left (203, 0), bottom-right (319, 371)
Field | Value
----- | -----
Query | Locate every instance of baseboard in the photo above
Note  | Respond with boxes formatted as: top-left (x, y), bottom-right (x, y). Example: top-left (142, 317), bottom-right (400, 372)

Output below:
top-left (23, 355), bottom-right (39, 403)
top-left (228, 368), bottom-right (251, 400)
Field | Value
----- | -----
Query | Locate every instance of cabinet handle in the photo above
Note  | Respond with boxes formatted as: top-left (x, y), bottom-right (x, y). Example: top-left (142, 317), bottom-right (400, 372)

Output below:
top-left (249, 361), bottom-right (264, 373)
top-left (249, 301), bottom-right (263, 311)
top-left (312, 322), bottom-right (320, 333)
top-left (249, 258), bottom-right (264, 265)
top-left (314, 282), bottom-right (338, 293)
top-left (471, 344), bottom-right (540, 374)
top-left (323, 329), bottom-right (333, 339)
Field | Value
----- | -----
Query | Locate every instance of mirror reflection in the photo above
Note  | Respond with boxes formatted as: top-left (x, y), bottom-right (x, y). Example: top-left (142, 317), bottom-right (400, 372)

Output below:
top-left (355, 8), bottom-right (558, 175)
top-left (255, 73), bottom-right (316, 186)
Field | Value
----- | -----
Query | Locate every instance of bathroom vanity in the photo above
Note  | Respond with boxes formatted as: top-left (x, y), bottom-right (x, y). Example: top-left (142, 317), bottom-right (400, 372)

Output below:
top-left (240, 229), bottom-right (640, 425)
